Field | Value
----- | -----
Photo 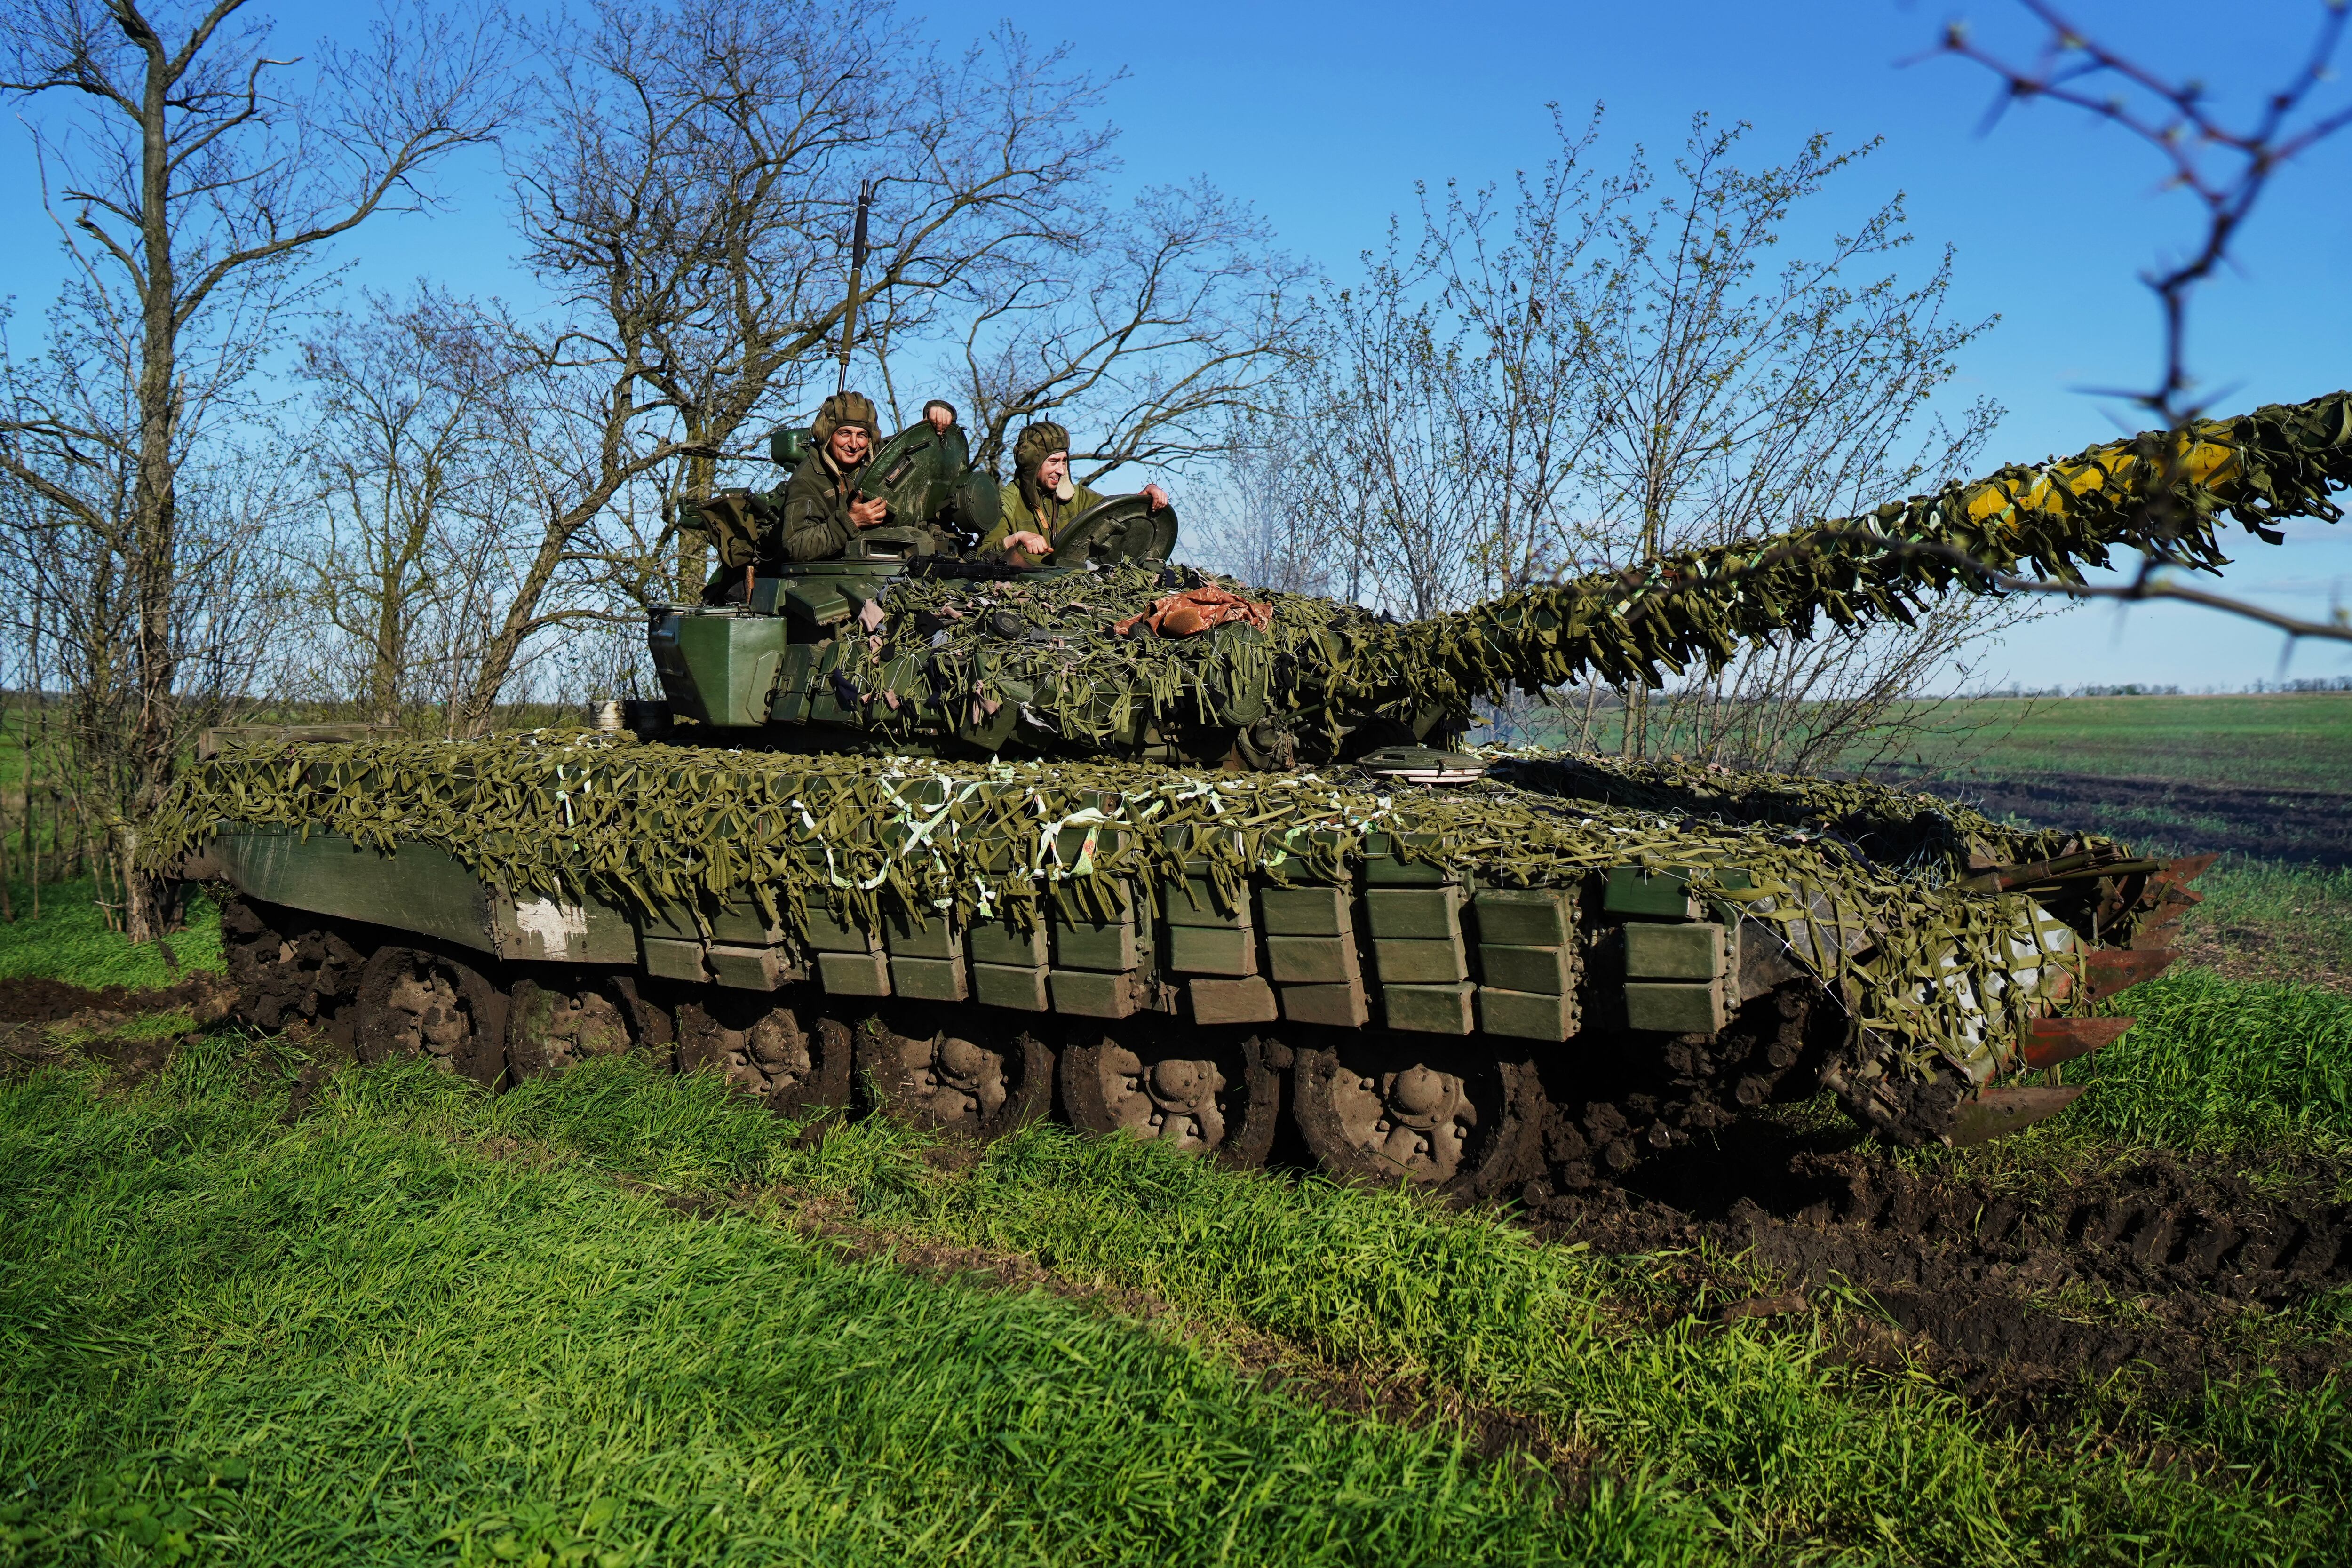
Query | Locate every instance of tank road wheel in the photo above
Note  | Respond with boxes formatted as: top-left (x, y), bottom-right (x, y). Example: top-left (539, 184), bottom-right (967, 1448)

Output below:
top-left (355, 946), bottom-right (509, 1087)
top-left (855, 1008), bottom-right (1053, 1138)
top-left (1060, 1027), bottom-right (1283, 1167)
top-left (675, 991), bottom-right (853, 1118)
top-left (1291, 1039), bottom-right (1540, 1200)
top-left (509, 974), bottom-right (648, 1081)
top-left (221, 896), bottom-right (365, 1038)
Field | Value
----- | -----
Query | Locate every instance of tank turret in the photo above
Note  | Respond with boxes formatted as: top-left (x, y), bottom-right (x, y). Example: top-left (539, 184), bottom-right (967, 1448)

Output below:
top-left (651, 391), bottom-right (2352, 766)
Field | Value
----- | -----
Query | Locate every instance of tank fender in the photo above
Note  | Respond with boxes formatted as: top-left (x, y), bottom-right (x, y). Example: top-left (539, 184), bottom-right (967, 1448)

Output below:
top-left (206, 828), bottom-right (495, 955)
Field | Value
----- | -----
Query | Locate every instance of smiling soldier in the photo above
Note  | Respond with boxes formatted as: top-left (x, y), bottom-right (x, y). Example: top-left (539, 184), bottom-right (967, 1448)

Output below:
top-left (980, 421), bottom-right (1169, 562)
top-left (779, 391), bottom-right (890, 562)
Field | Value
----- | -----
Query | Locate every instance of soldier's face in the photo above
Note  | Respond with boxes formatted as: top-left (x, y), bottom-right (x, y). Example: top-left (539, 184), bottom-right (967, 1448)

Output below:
top-left (830, 425), bottom-right (870, 464)
top-left (1039, 451), bottom-right (1069, 488)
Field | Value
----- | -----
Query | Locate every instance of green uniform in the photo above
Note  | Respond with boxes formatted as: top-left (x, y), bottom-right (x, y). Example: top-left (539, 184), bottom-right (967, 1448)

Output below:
top-left (979, 478), bottom-right (1109, 556)
top-left (777, 451), bottom-right (873, 562)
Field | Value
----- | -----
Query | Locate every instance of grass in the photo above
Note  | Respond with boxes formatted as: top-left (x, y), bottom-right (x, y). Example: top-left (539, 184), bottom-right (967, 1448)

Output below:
top-left (2179, 860), bottom-right (2352, 984)
top-left (1869, 692), bottom-right (2352, 792)
top-left (1502, 693), bottom-right (2352, 794)
top-left (0, 878), bottom-right (222, 990)
top-left (2066, 969), bottom-right (2352, 1157)
top-left (3, 1050), bottom-right (1646, 1568)
top-left (7, 988), bottom-right (2352, 1565)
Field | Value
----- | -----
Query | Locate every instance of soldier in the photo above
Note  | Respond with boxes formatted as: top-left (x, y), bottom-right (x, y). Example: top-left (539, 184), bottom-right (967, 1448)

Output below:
top-left (981, 421), bottom-right (1170, 561)
top-left (779, 391), bottom-right (890, 561)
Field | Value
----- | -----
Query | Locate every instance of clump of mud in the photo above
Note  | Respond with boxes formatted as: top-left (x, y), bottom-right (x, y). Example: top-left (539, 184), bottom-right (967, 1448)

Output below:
top-left (0, 973), bottom-right (230, 1028)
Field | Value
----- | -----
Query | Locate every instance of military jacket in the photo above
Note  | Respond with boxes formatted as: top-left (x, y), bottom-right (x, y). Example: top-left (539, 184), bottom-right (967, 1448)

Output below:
top-left (776, 451), bottom-right (873, 562)
top-left (979, 478), bottom-right (1108, 557)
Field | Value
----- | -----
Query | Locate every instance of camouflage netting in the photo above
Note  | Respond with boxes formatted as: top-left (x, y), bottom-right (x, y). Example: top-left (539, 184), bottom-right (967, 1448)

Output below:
top-left (148, 732), bottom-right (2150, 1087)
top-left (838, 391), bottom-right (2352, 748)
top-left (1486, 753), bottom-right (2094, 877)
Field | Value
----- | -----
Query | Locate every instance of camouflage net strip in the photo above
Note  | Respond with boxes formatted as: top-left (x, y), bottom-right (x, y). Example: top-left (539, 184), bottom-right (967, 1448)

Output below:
top-left (835, 392), bottom-right (2352, 748)
top-left (148, 733), bottom-right (2145, 1088)
top-left (1485, 753), bottom-right (2092, 874)
top-left (1406, 389), bottom-right (2352, 699)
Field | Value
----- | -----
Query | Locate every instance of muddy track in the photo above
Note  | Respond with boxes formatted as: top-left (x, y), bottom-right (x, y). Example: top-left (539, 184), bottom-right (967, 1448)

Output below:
top-left (1876, 767), bottom-right (2352, 867)
top-left (1527, 1135), bottom-right (2352, 1418)
top-left (0, 974), bottom-right (227, 1027)
top-left (0, 974), bottom-right (236, 1082)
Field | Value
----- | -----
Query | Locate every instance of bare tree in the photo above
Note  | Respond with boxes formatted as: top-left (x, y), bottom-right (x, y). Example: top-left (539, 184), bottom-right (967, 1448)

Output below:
top-left (1558, 118), bottom-right (2008, 763)
top-left (0, 0), bottom-right (509, 936)
top-left (287, 287), bottom-right (528, 731)
top-left (435, 2), bottom-right (1128, 734)
top-left (951, 176), bottom-right (1310, 486)
top-left (1907, 1), bottom-right (2352, 651)
top-left (0, 290), bottom-right (287, 923)
top-left (1274, 112), bottom-right (2016, 764)
top-left (1267, 116), bottom-right (1619, 621)
top-left (1285, 228), bottom-right (1487, 620)
top-left (1185, 436), bottom-right (1332, 596)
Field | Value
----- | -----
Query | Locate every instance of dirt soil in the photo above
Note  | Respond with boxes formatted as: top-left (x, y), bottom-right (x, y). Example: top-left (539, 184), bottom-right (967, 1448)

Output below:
top-left (1884, 768), bottom-right (2352, 867)
top-left (2175, 922), bottom-right (2352, 997)
top-left (0, 974), bottom-right (228, 1027)
top-left (1529, 1133), bottom-right (2352, 1425)
top-left (0, 974), bottom-right (235, 1082)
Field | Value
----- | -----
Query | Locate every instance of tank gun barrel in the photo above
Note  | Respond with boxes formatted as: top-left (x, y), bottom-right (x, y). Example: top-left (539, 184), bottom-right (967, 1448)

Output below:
top-left (1389, 389), bottom-right (2352, 708)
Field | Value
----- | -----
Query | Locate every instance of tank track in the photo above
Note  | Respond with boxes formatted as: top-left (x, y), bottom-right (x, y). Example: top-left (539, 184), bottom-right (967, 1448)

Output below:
top-left (211, 817), bottom-right (2205, 1195)
top-left (224, 896), bottom-right (1905, 1201)
top-left (1532, 982), bottom-right (1841, 1194)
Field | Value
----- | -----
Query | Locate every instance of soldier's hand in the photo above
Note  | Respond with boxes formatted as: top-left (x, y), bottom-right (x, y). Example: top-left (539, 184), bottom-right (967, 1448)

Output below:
top-left (1143, 484), bottom-right (1170, 511)
top-left (850, 496), bottom-right (889, 528)
top-left (1002, 530), bottom-right (1050, 556)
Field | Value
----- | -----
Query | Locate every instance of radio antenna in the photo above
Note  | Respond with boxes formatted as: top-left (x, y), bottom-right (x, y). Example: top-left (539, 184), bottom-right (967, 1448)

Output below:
top-left (836, 179), bottom-right (874, 397)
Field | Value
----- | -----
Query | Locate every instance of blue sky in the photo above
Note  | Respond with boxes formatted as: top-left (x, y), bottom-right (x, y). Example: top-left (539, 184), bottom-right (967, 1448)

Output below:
top-left (4, 0), bottom-right (2348, 689)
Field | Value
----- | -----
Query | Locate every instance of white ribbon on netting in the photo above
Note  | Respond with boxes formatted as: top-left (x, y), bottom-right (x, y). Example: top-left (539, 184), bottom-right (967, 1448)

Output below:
top-left (1033, 806), bottom-right (1117, 882)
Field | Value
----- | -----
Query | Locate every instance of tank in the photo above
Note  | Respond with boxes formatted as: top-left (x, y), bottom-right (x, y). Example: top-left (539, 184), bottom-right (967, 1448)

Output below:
top-left (148, 391), bottom-right (2349, 1195)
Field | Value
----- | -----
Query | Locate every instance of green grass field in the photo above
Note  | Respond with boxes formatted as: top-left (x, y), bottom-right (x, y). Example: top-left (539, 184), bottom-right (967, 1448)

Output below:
top-left (0, 877), bottom-right (221, 989)
top-left (1859, 693), bottom-right (2352, 986)
top-left (1879, 692), bottom-right (2352, 791)
top-left (7, 996), bottom-right (2351, 1568)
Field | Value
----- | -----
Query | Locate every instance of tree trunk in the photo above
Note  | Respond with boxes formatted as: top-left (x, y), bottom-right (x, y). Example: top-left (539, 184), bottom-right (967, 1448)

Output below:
top-left (122, 27), bottom-right (183, 945)
top-left (456, 508), bottom-right (584, 737)
top-left (676, 446), bottom-right (716, 602)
